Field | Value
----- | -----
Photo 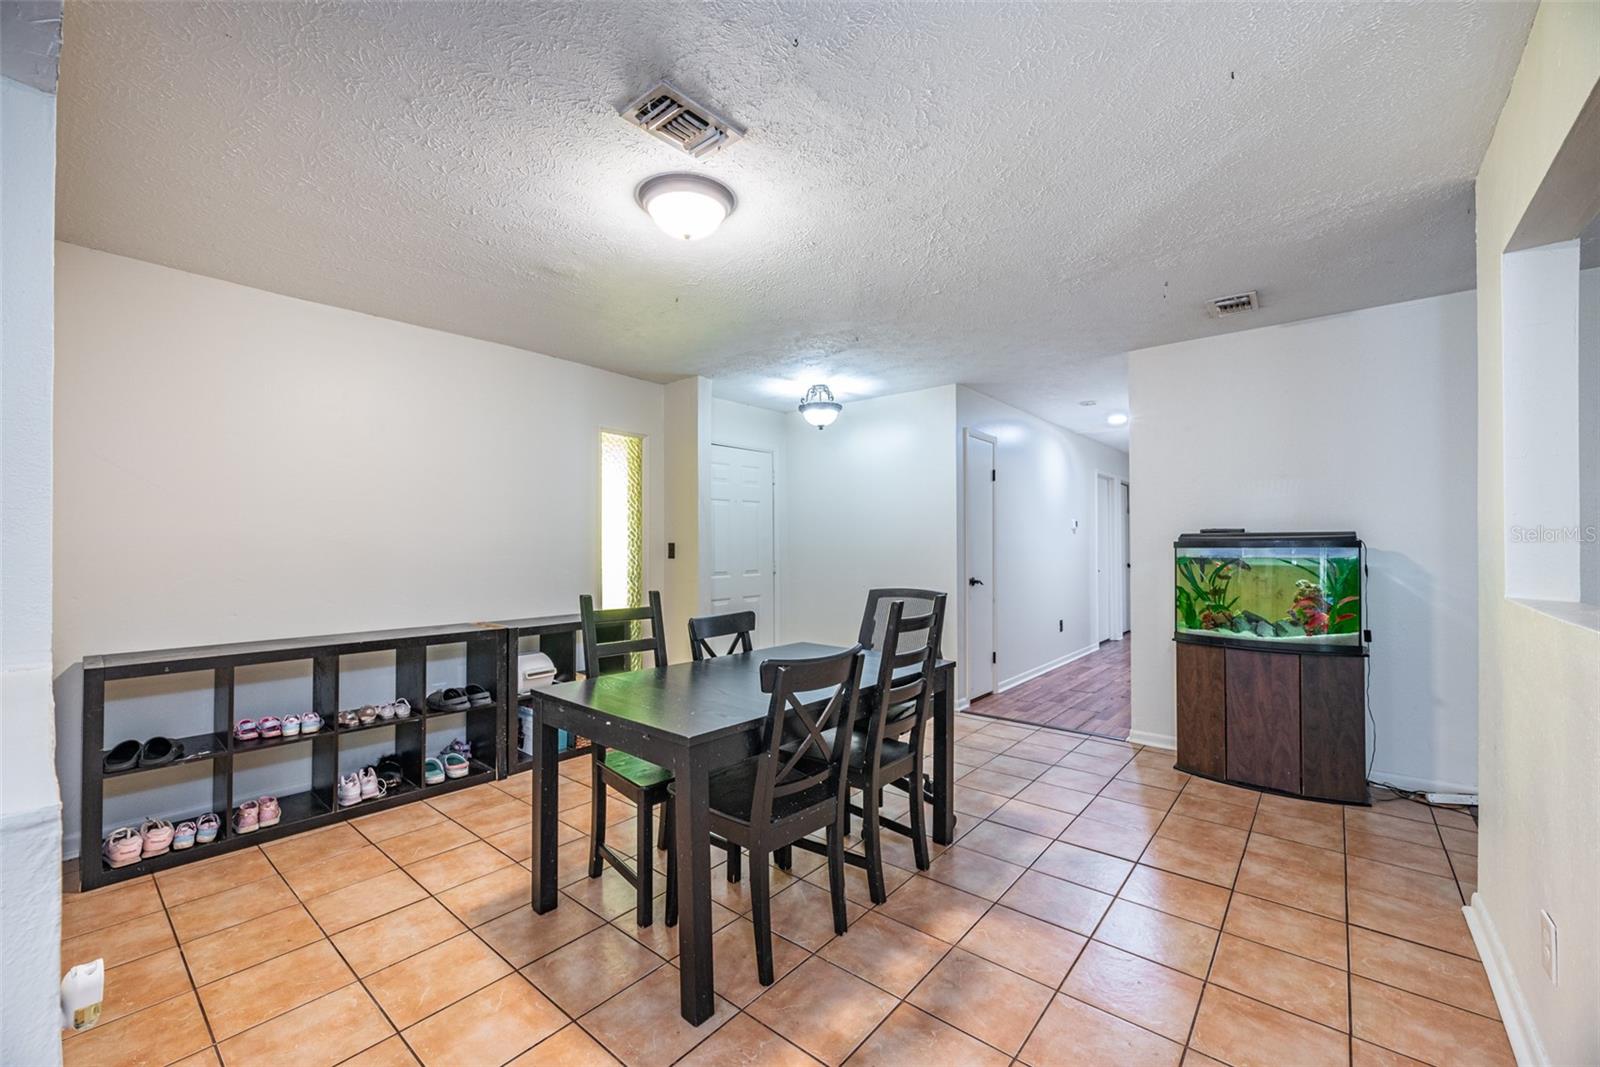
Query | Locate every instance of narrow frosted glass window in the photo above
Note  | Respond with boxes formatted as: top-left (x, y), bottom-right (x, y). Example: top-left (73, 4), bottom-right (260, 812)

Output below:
top-left (599, 431), bottom-right (645, 611)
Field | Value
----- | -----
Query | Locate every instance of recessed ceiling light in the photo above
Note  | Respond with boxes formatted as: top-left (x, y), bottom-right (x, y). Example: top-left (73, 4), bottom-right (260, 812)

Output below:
top-left (636, 173), bottom-right (736, 241)
top-left (1106, 412), bottom-right (1129, 427)
top-left (1078, 400), bottom-right (1097, 407)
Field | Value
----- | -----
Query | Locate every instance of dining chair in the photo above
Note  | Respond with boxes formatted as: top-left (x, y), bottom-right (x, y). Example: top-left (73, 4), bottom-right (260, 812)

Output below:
top-left (857, 587), bottom-right (946, 652)
top-left (670, 645), bottom-right (864, 985)
top-left (845, 594), bottom-right (945, 901)
top-left (687, 610), bottom-right (756, 661)
top-left (579, 591), bottom-right (673, 927)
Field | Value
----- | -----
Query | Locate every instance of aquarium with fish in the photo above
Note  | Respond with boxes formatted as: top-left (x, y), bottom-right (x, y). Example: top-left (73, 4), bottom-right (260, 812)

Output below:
top-left (1174, 531), bottom-right (1365, 654)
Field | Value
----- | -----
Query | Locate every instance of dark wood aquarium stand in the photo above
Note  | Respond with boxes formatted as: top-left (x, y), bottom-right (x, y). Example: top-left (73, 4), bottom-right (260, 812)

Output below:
top-left (1175, 640), bottom-right (1368, 804)
top-left (81, 614), bottom-right (588, 891)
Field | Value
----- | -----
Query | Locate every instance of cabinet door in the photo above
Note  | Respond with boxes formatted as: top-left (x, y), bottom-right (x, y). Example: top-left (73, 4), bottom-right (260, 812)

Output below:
top-left (1175, 643), bottom-right (1226, 779)
top-left (1301, 655), bottom-right (1367, 802)
top-left (1225, 649), bottom-right (1300, 793)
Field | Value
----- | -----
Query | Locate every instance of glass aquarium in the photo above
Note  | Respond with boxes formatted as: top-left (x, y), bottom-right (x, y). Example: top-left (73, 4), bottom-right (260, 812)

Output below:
top-left (1174, 531), bottom-right (1365, 654)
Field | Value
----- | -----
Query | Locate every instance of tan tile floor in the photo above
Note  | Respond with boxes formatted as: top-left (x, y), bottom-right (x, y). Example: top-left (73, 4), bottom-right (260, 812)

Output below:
top-left (60, 713), bottom-right (1506, 1067)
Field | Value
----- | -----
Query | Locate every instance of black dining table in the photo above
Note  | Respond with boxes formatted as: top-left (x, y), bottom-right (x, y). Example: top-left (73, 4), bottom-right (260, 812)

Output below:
top-left (527, 641), bottom-right (957, 1024)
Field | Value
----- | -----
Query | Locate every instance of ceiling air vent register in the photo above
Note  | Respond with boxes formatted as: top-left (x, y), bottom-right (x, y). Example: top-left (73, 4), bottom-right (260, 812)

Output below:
top-left (1208, 291), bottom-right (1261, 318)
top-left (622, 82), bottom-right (745, 158)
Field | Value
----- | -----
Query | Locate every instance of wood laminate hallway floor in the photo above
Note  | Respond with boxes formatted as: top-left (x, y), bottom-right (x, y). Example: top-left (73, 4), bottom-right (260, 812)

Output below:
top-left (969, 639), bottom-right (1131, 739)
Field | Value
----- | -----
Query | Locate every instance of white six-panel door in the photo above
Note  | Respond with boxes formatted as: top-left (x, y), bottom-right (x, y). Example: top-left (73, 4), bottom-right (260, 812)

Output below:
top-left (707, 444), bottom-right (776, 648)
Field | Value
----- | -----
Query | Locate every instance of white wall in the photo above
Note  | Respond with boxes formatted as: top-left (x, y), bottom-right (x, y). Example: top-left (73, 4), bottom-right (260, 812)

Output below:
top-left (1580, 266), bottom-right (1599, 605)
top-left (778, 386), bottom-right (961, 663)
top-left (956, 388), bottom-right (1129, 699)
top-left (2, 68), bottom-right (65, 1066)
top-left (53, 245), bottom-right (667, 856)
top-left (1128, 291), bottom-right (1479, 790)
top-left (1471, 6), bottom-right (1600, 1062)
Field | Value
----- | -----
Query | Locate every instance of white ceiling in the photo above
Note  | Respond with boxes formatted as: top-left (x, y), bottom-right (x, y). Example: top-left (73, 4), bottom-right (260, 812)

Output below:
top-left (56, 1), bottom-right (1535, 451)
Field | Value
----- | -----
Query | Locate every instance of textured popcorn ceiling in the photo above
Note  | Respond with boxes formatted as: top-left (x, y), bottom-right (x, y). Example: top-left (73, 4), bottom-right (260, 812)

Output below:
top-left (55, 1), bottom-right (1534, 449)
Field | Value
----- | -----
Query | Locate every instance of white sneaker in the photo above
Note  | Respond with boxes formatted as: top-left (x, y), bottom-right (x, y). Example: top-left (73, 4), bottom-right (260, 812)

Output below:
top-left (337, 773), bottom-right (362, 807)
top-left (359, 767), bottom-right (386, 800)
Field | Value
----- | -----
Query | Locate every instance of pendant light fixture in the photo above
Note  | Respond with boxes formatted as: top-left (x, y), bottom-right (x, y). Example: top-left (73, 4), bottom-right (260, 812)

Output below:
top-left (798, 384), bottom-right (842, 429)
top-left (635, 173), bottom-right (736, 241)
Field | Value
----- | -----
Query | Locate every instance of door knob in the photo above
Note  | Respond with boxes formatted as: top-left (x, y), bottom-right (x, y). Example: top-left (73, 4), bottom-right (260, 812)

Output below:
top-left (969, 577), bottom-right (984, 586)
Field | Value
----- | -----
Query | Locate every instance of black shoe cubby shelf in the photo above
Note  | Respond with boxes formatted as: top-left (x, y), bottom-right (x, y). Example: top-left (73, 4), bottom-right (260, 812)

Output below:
top-left (82, 614), bottom-right (587, 891)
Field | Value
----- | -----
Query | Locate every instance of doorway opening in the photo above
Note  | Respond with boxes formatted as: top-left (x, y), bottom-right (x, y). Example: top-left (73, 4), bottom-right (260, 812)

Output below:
top-left (963, 430), bottom-right (997, 701)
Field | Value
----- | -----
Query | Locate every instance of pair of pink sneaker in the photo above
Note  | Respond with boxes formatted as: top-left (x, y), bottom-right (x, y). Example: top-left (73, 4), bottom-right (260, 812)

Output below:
top-left (233, 796), bottom-right (280, 834)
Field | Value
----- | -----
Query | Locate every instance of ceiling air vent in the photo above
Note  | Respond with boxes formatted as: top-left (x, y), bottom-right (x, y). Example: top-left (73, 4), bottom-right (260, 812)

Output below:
top-left (1208, 291), bottom-right (1261, 318)
top-left (622, 82), bottom-right (745, 158)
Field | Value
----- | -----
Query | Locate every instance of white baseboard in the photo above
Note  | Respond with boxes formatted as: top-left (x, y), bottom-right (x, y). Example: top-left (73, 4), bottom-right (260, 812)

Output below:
top-left (1368, 769), bottom-right (1479, 796)
top-left (1464, 893), bottom-right (1547, 1066)
top-left (1126, 729), bottom-right (1176, 752)
top-left (997, 644), bottom-right (1097, 694)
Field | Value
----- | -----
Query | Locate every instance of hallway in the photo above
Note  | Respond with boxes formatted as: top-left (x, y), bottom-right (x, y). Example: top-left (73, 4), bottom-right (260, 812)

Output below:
top-left (968, 639), bottom-right (1131, 739)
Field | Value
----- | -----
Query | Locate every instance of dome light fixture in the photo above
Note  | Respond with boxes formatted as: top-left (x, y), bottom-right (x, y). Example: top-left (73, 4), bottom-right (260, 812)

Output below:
top-left (635, 173), bottom-right (736, 241)
top-left (1106, 412), bottom-right (1129, 427)
top-left (798, 384), bottom-right (842, 429)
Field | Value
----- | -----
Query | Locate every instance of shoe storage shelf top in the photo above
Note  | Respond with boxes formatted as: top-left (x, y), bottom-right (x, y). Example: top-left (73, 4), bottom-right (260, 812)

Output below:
top-left (80, 614), bottom-right (582, 891)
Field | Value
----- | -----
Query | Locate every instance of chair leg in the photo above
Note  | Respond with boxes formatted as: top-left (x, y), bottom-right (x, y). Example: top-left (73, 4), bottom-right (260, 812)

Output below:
top-left (826, 823), bottom-right (848, 935)
top-left (862, 775), bottom-right (887, 904)
top-left (748, 848), bottom-right (774, 986)
top-left (657, 802), bottom-right (669, 853)
top-left (906, 773), bottom-right (930, 871)
top-left (635, 795), bottom-right (654, 928)
top-left (587, 746), bottom-right (607, 879)
top-left (725, 842), bottom-right (742, 884)
top-left (774, 844), bottom-right (792, 871)
top-left (664, 803), bottom-right (678, 928)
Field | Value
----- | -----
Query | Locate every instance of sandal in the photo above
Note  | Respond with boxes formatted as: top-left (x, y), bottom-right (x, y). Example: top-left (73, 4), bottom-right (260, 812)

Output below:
top-left (337, 773), bottom-right (362, 808)
top-left (173, 821), bottom-right (197, 850)
top-left (426, 688), bottom-right (471, 713)
top-left (442, 752), bottom-right (470, 779)
top-left (336, 709), bottom-right (359, 730)
top-left (234, 719), bottom-right (259, 742)
top-left (139, 818), bottom-right (174, 858)
top-left (257, 796), bottom-right (281, 828)
top-left (442, 738), bottom-right (472, 760)
top-left (300, 711), bottom-right (323, 734)
top-left (258, 716), bottom-right (283, 739)
top-left (104, 739), bottom-right (141, 773)
top-left (358, 705), bottom-right (378, 726)
top-left (196, 813), bottom-right (221, 845)
top-left (391, 698), bottom-right (412, 719)
top-left (234, 800), bottom-right (259, 834)
top-left (139, 736), bottom-right (183, 767)
top-left (103, 827), bottom-right (142, 868)
top-left (423, 758), bottom-right (445, 786)
top-left (282, 714), bottom-right (301, 737)
top-left (376, 702), bottom-right (395, 722)
top-left (376, 754), bottom-right (405, 789)
top-left (464, 684), bottom-right (494, 708)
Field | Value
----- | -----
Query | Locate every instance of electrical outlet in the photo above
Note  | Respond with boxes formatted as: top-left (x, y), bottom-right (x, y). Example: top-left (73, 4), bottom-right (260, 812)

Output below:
top-left (1540, 910), bottom-right (1558, 985)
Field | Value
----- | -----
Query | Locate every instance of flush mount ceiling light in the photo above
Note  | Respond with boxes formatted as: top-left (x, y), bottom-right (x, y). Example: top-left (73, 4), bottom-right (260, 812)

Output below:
top-left (798, 384), bottom-right (842, 429)
top-left (1106, 412), bottom-right (1129, 427)
top-left (635, 173), bottom-right (736, 241)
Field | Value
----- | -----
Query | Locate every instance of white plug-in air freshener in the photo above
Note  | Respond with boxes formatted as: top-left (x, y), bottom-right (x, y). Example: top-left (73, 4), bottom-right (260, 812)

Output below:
top-left (60, 959), bottom-right (104, 1032)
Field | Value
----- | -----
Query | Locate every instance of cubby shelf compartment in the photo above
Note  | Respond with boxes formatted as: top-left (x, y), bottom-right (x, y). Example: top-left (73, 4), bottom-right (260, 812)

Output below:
top-left (100, 731), bottom-right (230, 778)
top-left (334, 714), bottom-right (423, 738)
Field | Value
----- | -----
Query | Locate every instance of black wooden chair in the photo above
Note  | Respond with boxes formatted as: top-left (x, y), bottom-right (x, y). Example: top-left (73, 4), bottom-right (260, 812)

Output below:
top-left (671, 645), bottom-right (864, 985)
top-left (857, 587), bottom-right (946, 652)
top-left (688, 611), bottom-right (756, 661)
top-left (826, 595), bottom-right (946, 902)
top-left (579, 590), bottom-right (674, 927)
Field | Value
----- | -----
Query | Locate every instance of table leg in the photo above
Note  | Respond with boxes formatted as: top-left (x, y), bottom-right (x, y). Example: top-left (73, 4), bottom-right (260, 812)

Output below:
top-left (932, 667), bottom-right (957, 845)
top-left (672, 751), bottom-right (715, 1024)
top-left (530, 703), bottom-right (560, 913)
